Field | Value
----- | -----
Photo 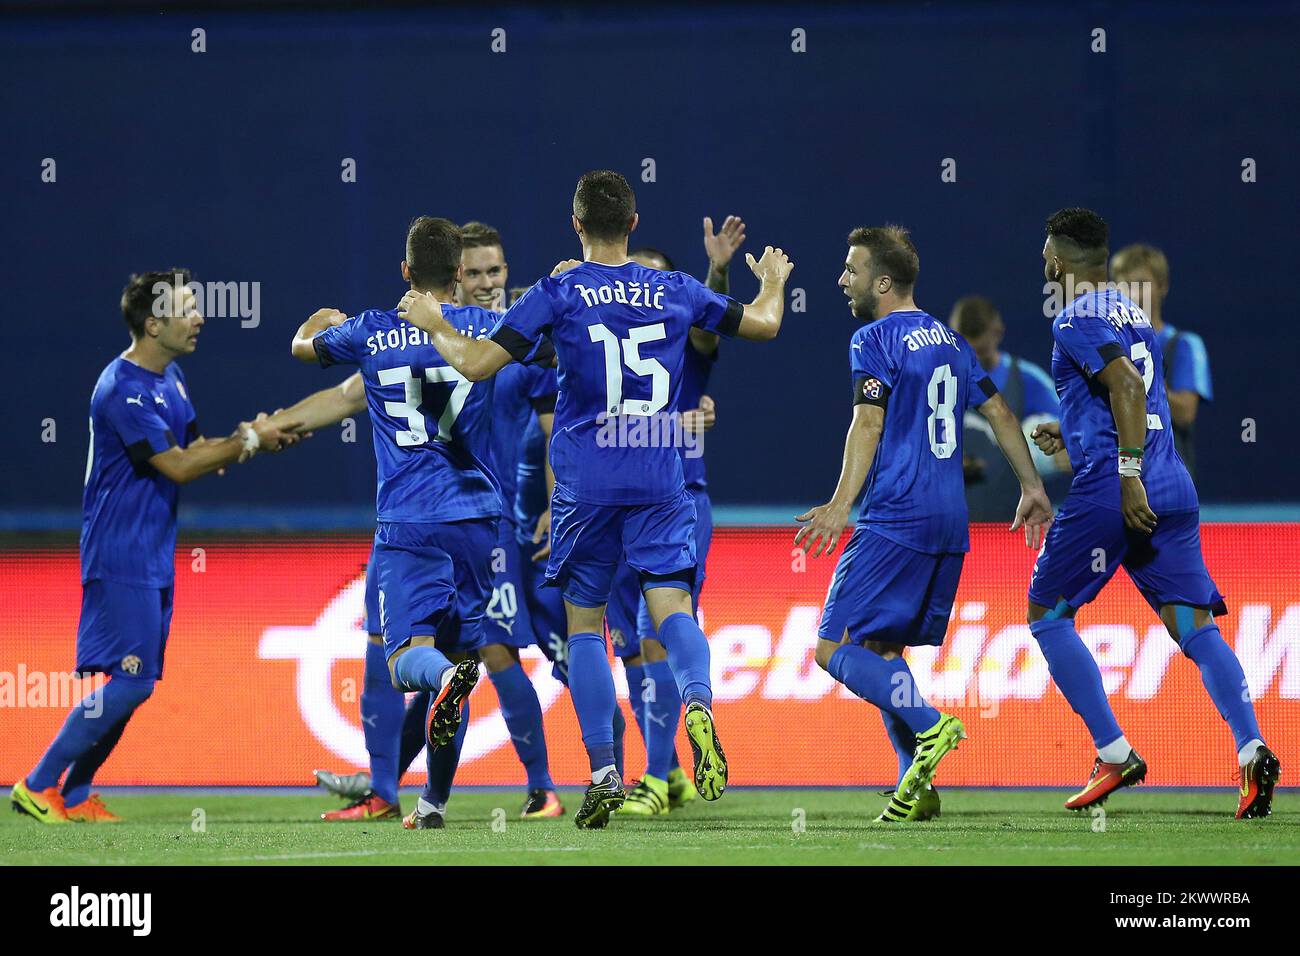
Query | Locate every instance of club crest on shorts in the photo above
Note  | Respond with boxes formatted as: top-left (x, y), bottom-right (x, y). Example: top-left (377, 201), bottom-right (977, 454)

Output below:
top-left (862, 377), bottom-right (882, 400)
top-left (120, 654), bottom-right (142, 675)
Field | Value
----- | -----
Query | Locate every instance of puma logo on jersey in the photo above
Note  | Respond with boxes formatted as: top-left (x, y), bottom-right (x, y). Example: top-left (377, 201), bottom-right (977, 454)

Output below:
top-left (125, 395), bottom-right (144, 407)
top-left (153, 394), bottom-right (167, 407)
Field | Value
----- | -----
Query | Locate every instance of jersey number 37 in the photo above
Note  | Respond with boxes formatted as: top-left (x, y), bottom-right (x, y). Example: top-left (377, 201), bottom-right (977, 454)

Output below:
top-left (377, 365), bottom-right (471, 446)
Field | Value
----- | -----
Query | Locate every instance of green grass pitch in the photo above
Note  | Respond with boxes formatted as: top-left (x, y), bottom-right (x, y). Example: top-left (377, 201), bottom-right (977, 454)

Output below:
top-left (3, 788), bottom-right (1297, 866)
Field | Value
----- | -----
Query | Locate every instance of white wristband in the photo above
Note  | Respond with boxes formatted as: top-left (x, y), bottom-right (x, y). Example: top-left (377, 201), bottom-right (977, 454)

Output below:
top-left (1118, 454), bottom-right (1142, 477)
top-left (241, 425), bottom-right (261, 455)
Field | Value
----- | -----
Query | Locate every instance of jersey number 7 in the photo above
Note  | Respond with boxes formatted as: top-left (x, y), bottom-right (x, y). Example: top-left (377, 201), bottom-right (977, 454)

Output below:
top-left (377, 365), bottom-right (472, 446)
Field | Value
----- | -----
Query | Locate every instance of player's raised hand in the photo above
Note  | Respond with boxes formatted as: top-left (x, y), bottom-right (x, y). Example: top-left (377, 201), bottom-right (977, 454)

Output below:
top-left (397, 290), bottom-right (444, 333)
top-left (1031, 421), bottom-right (1065, 456)
top-left (746, 245), bottom-right (794, 285)
top-left (551, 259), bottom-right (582, 277)
top-left (703, 215), bottom-right (746, 268)
top-left (531, 508), bottom-right (552, 561)
top-left (1121, 476), bottom-right (1158, 534)
top-left (794, 500), bottom-right (850, 558)
top-left (1010, 485), bottom-right (1053, 549)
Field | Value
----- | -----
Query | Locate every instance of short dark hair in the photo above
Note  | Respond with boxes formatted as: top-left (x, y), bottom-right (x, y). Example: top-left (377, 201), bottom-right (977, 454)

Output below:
top-left (573, 170), bottom-right (636, 241)
top-left (406, 216), bottom-right (462, 290)
top-left (847, 225), bottom-right (919, 289)
top-left (459, 220), bottom-right (503, 252)
top-left (121, 268), bottom-right (191, 338)
top-left (629, 247), bottom-right (674, 271)
top-left (949, 295), bottom-right (1001, 340)
top-left (1045, 207), bottom-right (1109, 268)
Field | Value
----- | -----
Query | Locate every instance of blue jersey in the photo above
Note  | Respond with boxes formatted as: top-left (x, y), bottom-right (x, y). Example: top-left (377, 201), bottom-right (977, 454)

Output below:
top-left (490, 261), bottom-right (743, 505)
top-left (1051, 290), bottom-right (1197, 513)
top-left (852, 310), bottom-right (994, 554)
top-left (1156, 323), bottom-right (1213, 401)
top-left (679, 341), bottom-right (716, 490)
top-left (489, 361), bottom-right (558, 531)
top-left (313, 305), bottom-right (501, 524)
top-left (81, 357), bottom-right (197, 586)
top-left (513, 416), bottom-right (548, 544)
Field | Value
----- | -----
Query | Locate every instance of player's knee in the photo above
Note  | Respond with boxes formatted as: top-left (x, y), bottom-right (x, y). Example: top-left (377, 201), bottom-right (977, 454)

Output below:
top-left (624, 653), bottom-right (644, 667)
top-left (865, 640), bottom-right (903, 660)
top-left (113, 674), bottom-right (156, 707)
top-left (1160, 604), bottom-right (1208, 644)
top-left (479, 642), bottom-right (517, 672)
top-left (813, 640), bottom-right (839, 672)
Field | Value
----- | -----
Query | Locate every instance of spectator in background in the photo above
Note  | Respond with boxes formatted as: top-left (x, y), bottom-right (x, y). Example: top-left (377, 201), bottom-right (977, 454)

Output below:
top-left (1110, 244), bottom-right (1211, 481)
top-left (950, 296), bottom-right (1070, 521)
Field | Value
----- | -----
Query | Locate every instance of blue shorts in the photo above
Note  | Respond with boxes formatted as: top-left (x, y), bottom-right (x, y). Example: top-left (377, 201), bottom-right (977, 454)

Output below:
top-left (76, 580), bottom-right (174, 680)
top-left (482, 520), bottom-right (536, 649)
top-left (609, 490), bottom-right (713, 659)
top-left (1028, 499), bottom-right (1226, 615)
top-left (363, 549), bottom-right (381, 636)
top-left (818, 527), bottom-right (964, 647)
top-left (373, 519), bottom-right (497, 662)
top-left (546, 486), bottom-right (697, 609)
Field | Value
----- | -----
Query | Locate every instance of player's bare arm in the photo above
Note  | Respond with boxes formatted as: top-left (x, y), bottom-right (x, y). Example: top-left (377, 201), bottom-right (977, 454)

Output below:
top-left (736, 245), bottom-right (794, 341)
top-left (148, 415), bottom-right (300, 484)
top-left (977, 393), bottom-right (1053, 547)
top-left (795, 402), bottom-right (883, 557)
top-left (690, 214), bottom-right (747, 355)
top-left (531, 410), bottom-right (557, 561)
top-left (290, 307), bottom-right (348, 363)
top-left (1097, 356), bottom-right (1158, 534)
top-left (397, 290), bottom-right (513, 381)
top-left (265, 372), bottom-right (366, 434)
top-left (1167, 387), bottom-right (1199, 429)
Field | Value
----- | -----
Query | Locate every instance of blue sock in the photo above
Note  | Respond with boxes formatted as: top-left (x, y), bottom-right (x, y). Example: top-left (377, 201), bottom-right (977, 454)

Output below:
top-left (28, 675), bottom-right (155, 792)
top-left (61, 713), bottom-right (131, 807)
top-left (398, 692), bottom-right (430, 778)
top-left (489, 662), bottom-right (555, 792)
top-left (611, 706), bottom-right (626, 778)
top-left (362, 641), bottom-right (404, 804)
top-left (567, 632), bottom-right (616, 774)
top-left (1180, 623), bottom-right (1263, 751)
top-left (642, 660), bottom-right (682, 780)
top-left (1030, 618), bottom-right (1124, 750)
top-left (392, 645), bottom-right (452, 694)
top-left (656, 611), bottom-right (712, 709)
top-left (881, 711), bottom-right (916, 789)
top-left (827, 645), bottom-right (939, 734)
top-left (624, 663), bottom-right (649, 747)
top-left (424, 699), bottom-right (469, 807)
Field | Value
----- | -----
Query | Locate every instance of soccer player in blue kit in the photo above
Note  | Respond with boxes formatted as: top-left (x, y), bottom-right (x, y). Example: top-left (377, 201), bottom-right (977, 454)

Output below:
top-left (398, 171), bottom-right (793, 827)
top-left (291, 216), bottom-right (503, 830)
top-left (1027, 208), bottom-right (1279, 819)
top-left (796, 226), bottom-right (1052, 823)
top-left (11, 271), bottom-right (300, 825)
top-left (607, 220), bottom-right (744, 817)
